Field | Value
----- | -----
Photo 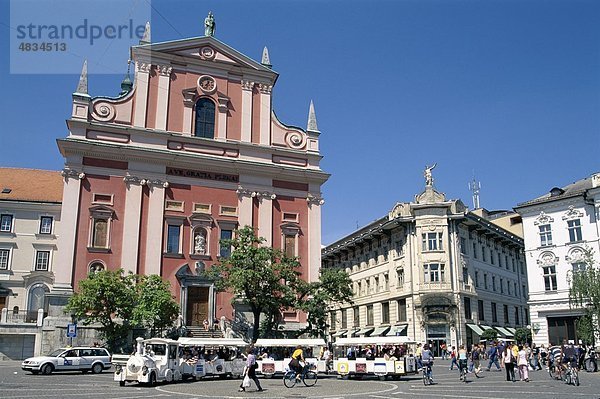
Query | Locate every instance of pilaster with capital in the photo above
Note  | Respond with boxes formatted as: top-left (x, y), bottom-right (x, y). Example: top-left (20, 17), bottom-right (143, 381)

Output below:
top-left (121, 175), bottom-right (144, 275)
top-left (144, 182), bottom-right (166, 276)
top-left (53, 167), bottom-right (86, 293)
top-left (155, 64), bottom-right (173, 130)
top-left (133, 61), bottom-right (152, 127)
top-left (240, 80), bottom-right (254, 142)
top-left (257, 82), bottom-right (272, 145)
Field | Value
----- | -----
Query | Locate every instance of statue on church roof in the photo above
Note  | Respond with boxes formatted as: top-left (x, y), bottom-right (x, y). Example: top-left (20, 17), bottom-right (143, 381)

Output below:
top-left (424, 163), bottom-right (437, 187)
top-left (204, 11), bottom-right (216, 37)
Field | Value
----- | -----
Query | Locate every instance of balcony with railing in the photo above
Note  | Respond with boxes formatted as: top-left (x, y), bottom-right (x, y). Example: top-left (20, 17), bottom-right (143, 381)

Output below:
top-left (0, 308), bottom-right (46, 326)
top-left (417, 282), bottom-right (452, 293)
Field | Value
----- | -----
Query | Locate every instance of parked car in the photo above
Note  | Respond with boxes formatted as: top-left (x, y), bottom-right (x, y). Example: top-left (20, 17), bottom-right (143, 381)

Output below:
top-left (21, 347), bottom-right (112, 375)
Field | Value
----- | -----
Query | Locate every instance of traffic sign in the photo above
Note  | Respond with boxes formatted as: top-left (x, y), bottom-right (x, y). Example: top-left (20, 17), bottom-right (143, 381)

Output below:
top-left (67, 323), bottom-right (77, 338)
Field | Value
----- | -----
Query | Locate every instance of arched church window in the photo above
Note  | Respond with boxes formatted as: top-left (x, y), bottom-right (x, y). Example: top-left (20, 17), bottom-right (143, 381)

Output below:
top-left (28, 284), bottom-right (48, 313)
top-left (194, 98), bottom-right (215, 139)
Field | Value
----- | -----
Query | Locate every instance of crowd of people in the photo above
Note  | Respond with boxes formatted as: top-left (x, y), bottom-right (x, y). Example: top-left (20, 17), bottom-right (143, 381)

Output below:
top-left (429, 339), bottom-right (596, 383)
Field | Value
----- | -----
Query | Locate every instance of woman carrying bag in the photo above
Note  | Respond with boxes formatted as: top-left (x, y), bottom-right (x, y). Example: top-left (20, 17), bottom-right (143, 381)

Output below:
top-left (239, 347), bottom-right (263, 392)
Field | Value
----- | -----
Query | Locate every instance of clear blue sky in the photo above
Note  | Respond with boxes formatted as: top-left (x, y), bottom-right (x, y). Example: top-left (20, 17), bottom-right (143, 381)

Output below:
top-left (1, 0), bottom-right (599, 245)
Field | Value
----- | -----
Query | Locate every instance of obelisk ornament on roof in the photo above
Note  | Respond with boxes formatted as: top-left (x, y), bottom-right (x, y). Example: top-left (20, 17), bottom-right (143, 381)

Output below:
top-left (204, 11), bottom-right (216, 37)
top-left (424, 163), bottom-right (437, 187)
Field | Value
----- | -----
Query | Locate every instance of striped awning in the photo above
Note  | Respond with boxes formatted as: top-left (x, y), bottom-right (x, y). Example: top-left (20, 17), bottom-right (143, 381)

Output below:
top-left (356, 327), bottom-right (374, 336)
top-left (386, 324), bottom-right (408, 336)
top-left (466, 323), bottom-right (485, 336)
top-left (495, 326), bottom-right (514, 337)
top-left (332, 330), bottom-right (347, 338)
top-left (505, 327), bottom-right (517, 335)
top-left (370, 326), bottom-right (391, 337)
top-left (348, 328), bottom-right (360, 337)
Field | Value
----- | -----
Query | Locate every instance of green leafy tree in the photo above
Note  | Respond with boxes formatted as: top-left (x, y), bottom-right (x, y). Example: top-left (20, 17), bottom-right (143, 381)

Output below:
top-left (480, 328), bottom-right (498, 342)
top-left (204, 226), bottom-right (301, 342)
top-left (66, 269), bottom-right (135, 351)
top-left (131, 275), bottom-right (180, 336)
top-left (295, 267), bottom-right (354, 338)
top-left (514, 327), bottom-right (531, 345)
top-left (569, 248), bottom-right (600, 345)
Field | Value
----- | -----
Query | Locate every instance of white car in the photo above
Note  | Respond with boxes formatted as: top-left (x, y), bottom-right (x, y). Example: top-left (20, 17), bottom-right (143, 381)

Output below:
top-left (21, 347), bottom-right (112, 375)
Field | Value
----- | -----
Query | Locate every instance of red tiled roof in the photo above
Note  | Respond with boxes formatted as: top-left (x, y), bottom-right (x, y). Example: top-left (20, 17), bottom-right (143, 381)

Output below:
top-left (0, 168), bottom-right (63, 203)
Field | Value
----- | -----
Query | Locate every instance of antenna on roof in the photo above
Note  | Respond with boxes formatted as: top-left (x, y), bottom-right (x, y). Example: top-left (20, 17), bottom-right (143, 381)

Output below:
top-left (468, 173), bottom-right (481, 209)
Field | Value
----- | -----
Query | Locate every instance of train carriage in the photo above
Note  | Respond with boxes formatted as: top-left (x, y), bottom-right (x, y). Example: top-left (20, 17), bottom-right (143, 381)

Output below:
top-left (253, 338), bottom-right (328, 376)
top-left (332, 336), bottom-right (418, 379)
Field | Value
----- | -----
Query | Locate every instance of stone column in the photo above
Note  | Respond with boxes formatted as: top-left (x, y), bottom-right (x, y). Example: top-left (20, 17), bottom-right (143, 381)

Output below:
top-left (216, 95), bottom-right (229, 140)
top-left (307, 193), bottom-right (325, 283)
top-left (240, 80), bottom-right (254, 142)
top-left (133, 61), bottom-right (151, 128)
top-left (182, 90), bottom-right (195, 135)
top-left (257, 192), bottom-right (274, 246)
top-left (257, 83), bottom-right (272, 145)
top-left (48, 168), bottom-right (84, 315)
top-left (236, 186), bottom-right (254, 229)
top-left (154, 65), bottom-right (172, 130)
top-left (144, 180), bottom-right (168, 276)
top-left (120, 176), bottom-right (144, 275)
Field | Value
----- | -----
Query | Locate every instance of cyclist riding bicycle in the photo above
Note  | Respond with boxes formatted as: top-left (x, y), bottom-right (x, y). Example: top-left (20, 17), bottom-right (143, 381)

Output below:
top-left (458, 344), bottom-right (468, 380)
top-left (289, 345), bottom-right (305, 381)
top-left (561, 341), bottom-right (578, 372)
top-left (421, 344), bottom-right (434, 382)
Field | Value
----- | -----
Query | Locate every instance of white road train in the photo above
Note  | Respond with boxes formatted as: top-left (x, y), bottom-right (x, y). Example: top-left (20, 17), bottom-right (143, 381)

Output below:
top-left (114, 337), bottom-right (248, 386)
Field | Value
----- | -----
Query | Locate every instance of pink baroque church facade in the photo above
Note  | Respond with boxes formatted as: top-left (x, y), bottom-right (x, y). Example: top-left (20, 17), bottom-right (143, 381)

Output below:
top-left (51, 19), bottom-right (328, 337)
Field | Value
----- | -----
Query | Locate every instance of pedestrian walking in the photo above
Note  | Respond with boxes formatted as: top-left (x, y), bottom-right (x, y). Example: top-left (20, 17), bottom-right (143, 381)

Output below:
top-left (503, 344), bottom-right (516, 382)
top-left (531, 343), bottom-right (540, 370)
top-left (486, 342), bottom-right (501, 371)
top-left (441, 343), bottom-right (447, 360)
top-left (239, 347), bottom-right (263, 392)
top-left (517, 345), bottom-right (530, 382)
top-left (449, 346), bottom-right (458, 370)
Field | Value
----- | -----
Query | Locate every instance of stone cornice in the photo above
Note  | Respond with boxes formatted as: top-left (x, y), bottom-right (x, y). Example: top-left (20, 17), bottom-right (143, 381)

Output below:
top-left (65, 118), bottom-right (324, 162)
top-left (58, 138), bottom-right (330, 184)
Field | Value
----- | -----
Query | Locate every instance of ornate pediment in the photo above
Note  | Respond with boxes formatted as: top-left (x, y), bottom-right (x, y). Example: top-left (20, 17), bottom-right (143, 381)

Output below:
top-left (389, 202), bottom-right (409, 219)
top-left (565, 247), bottom-right (584, 263)
top-left (415, 186), bottom-right (446, 204)
top-left (534, 211), bottom-right (554, 226)
top-left (537, 251), bottom-right (558, 266)
top-left (137, 36), bottom-right (276, 75)
top-left (562, 205), bottom-right (584, 221)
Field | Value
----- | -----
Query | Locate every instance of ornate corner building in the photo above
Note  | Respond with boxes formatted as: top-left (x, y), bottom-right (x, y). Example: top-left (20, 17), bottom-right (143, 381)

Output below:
top-left (0, 168), bottom-right (63, 359)
top-left (51, 19), bottom-right (329, 339)
top-left (322, 177), bottom-right (528, 355)
top-left (515, 172), bottom-right (600, 346)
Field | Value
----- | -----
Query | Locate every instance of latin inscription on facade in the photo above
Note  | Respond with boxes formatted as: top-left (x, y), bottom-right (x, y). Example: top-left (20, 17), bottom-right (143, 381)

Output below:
top-left (166, 167), bottom-right (239, 183)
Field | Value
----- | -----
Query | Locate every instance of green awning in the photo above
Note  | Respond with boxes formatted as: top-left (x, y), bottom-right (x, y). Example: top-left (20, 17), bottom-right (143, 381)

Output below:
top-left (466, 323), bottom-right (485, 335)
top-left (356, 327), bottom-right (374, 336)
top-left (370, 326), bottom-right (390, 336)
top-left (495, 326), bottom-right (514, 337)
top-left (386, 324), bottom-right (408, 336)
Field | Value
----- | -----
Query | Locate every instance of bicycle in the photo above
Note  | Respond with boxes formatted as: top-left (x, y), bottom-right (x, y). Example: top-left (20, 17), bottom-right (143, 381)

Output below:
top-left (548, 359), bottom-right (563, 381)
top-left (422, 362), bottom-right (434, 386)
top-left (283, 363), bottom-right (317, 388)
top-left (564, 362), bottom-right (580, 386)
